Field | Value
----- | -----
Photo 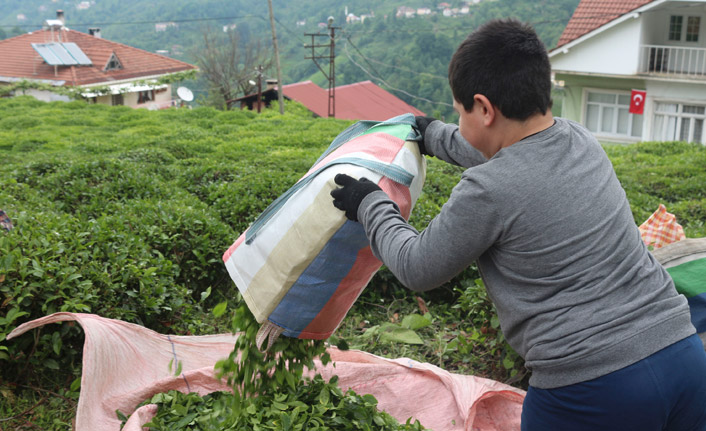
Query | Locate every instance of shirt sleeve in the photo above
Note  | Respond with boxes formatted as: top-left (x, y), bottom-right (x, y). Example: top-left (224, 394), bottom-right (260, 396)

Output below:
top-left (424, 121), bottom-right (487, 168)
top-left (357, 173), bottom-right (503, 292)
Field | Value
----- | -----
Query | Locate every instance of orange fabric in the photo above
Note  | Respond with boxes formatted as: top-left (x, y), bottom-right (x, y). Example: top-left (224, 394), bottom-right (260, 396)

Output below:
top-left (638, 204), bottom-right (686, 249)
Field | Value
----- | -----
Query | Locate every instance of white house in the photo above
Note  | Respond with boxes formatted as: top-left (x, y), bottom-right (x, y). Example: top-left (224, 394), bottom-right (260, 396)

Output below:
top-left (550, 0), bottom-right (706, 145)
top-left (0, 12), bottom-right (197, 109)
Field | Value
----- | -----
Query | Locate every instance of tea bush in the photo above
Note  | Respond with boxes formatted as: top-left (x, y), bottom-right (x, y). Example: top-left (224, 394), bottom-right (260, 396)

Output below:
top-left (1, 96), bottom-right (706, 427)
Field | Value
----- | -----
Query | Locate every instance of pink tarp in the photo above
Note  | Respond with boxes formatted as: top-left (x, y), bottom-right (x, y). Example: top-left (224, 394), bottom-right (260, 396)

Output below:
top-left (8, 313), bottom-right (524, 431)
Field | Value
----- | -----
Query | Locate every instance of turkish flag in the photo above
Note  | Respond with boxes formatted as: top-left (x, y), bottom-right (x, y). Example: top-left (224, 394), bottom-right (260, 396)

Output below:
top-left (629, 89), bottom-right (647, 115)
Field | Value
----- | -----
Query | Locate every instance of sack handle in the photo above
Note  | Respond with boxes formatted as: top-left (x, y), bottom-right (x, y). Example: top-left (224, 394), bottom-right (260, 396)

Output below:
top-left (313, 113), bottom-right (418, 166)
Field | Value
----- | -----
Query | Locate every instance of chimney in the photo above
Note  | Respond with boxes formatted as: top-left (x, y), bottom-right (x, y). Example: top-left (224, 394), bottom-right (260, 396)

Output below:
top-left (56, 10), bottom-right (65, 25)
top-left (89, 27), bottom-right (101, 38)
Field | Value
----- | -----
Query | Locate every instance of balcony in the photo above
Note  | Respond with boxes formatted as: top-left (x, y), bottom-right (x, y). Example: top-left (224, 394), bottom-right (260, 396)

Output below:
top-left (639, 44), bottom-right (706, 78)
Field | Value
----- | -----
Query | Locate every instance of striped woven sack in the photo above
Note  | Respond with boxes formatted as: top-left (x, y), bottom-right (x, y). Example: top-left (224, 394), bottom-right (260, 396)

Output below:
top-left (652, 238), bottom-right (706, 349)
top-left (222, 114), bottom-right (426, 348)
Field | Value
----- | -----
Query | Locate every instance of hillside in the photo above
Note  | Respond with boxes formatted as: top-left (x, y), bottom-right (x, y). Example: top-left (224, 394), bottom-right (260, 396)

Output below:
top-left (0, 0), bottom-right (580, 118)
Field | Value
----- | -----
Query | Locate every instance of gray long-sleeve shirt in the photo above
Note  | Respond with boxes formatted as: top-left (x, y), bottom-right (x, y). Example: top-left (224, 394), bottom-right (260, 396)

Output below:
top-left (358, 117), bottom-right (694, 389)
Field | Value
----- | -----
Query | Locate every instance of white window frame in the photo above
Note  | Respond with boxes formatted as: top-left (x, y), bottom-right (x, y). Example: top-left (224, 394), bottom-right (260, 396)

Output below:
top-left (668, 14), bottom-right (702, 43)
top-left (582, 88), bottom-right (643, 142)
top-left (651, 100), bottom-right (706, 144)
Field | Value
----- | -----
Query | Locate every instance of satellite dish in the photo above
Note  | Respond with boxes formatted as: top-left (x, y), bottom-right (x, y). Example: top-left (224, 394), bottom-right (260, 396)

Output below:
top-left (177, 86), bottom-right (194, 102)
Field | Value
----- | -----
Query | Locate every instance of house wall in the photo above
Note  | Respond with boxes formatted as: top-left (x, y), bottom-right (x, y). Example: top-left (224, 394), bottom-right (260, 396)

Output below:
top-left (556, 72), bottom-right (706, 144)
top-left (23, 89), bottom-right (72, 102)
top-left (551, 18), bottom-right (642, 75)
top-left (123, 85), bottom-right (173, 109)
top-left (641, 6), bottom-right (706, 48)
top-left (87, 84), bottom-right (175, 109)
top-left (641, 79), bottom-right (706, 140)
top-left (556, 73), bottom-right (645, 120)
top-left (555, 73), bottom-right (647, 143)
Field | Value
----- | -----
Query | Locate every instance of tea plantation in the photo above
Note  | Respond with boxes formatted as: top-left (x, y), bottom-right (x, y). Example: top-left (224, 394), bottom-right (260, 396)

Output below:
top-left (1, 96), bottom-right (705, 428)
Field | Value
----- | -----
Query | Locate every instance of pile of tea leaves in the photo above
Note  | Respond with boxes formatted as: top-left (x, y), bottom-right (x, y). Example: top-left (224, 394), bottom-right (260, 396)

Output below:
top-left (118, 301), bottom-right (428, 430)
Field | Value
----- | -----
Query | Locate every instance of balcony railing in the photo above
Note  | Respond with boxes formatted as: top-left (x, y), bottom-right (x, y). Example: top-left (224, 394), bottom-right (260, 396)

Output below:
top-left (639, 44), bottom-right (706, 78)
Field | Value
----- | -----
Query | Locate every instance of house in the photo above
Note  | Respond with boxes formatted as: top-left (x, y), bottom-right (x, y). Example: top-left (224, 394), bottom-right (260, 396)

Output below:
top-left (396, 6), bottom-right (417, 18)
top-left (549, 0), bottom-right (706, 145)
top-left (230, 80), bottom-right (425, 121)
top-left (0, 12), bottom-right (197, 109)
top-left (155, 22), bottom-right (178, 32)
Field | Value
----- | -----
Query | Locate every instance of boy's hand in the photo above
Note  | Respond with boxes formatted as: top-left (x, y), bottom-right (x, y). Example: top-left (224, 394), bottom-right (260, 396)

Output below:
top-left (414, 116), bottom-right (438, 156)
top-left (330, 174), bottom-right (381, 222)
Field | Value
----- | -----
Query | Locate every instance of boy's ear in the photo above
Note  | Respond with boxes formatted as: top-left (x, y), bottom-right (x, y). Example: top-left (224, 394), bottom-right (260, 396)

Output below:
top-left (473, 94), bottom-right (496, 126)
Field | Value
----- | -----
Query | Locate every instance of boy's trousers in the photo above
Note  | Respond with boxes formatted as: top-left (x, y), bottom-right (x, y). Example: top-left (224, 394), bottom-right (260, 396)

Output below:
top-left (521, 334), bottom-right (706, 430)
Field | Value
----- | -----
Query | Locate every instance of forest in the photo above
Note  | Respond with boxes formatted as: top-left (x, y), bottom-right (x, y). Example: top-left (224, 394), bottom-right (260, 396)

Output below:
top-left (0, 0), bottom-right (580, 119)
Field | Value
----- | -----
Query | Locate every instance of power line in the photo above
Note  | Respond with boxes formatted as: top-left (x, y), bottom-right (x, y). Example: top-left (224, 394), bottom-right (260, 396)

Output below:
top-left (341, 31), bottom-right (447, 81)
top-left (342, 35), bottom-right (452, 109)
top-left (0, 14), bottom-right (265, 28)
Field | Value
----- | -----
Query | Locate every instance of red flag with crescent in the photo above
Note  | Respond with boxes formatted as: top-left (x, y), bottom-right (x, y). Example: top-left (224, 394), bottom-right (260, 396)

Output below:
top-left (629, 89), bottom-right (647, 115)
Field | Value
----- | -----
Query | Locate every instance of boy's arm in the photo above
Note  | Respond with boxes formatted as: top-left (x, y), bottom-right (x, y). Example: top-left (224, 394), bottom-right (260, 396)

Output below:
top-left (423, 121), bottom-right (487, 168)
top-left (357, 174), bottom-right (501, 292)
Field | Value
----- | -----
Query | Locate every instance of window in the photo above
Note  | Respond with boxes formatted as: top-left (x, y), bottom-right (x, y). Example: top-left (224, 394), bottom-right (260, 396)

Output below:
top-left (669, 15), bottom-right (683, 41)
top-left (111, 93), bottom-right (124, 106)
top-left (137, 90), bottom-right (154, 104)
top-left (669, 15), bottom-right (701, 42)
top-left (687, 16), bottom-right (700, 42)
top-left (584, 91), bottom-right (643, 138)
top-left (104, 52), bottom-right (123, 71)
top-left (653, 102), bottom-right (706, 144)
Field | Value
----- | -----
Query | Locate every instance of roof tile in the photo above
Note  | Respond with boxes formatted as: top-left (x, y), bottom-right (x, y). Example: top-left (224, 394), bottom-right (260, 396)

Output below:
top-left (556, 0), bottom-right (654, 48)
top-left (282, 80), bottom-right (425, 121)
top-left (0, 28), bottom-right (196, 86)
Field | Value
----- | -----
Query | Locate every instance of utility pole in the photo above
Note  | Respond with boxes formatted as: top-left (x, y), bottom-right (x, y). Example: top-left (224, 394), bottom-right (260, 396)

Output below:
top-left (256, 65), bottom-right (263, 113)
top-left (267, 0), bottom-right (285, 114)
top-left (305, 17), bottom-right (339, 118)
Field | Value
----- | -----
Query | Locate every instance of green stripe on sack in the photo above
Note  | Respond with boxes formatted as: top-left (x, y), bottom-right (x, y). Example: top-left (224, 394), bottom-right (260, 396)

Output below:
top-left (666, 258), bottom-right (706, 298)
top-left (360, 123), bottom-right (415, 141)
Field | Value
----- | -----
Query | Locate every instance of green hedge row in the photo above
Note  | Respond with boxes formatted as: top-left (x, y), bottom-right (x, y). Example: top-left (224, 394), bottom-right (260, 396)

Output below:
top-left (1, 96), bottom-right (705, 386)
top-left (0, 98), bottom-right (462, 384)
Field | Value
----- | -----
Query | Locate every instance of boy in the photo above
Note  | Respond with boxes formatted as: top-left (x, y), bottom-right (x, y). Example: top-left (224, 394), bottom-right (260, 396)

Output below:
top-left (331, 19), bottom-right (706, 430)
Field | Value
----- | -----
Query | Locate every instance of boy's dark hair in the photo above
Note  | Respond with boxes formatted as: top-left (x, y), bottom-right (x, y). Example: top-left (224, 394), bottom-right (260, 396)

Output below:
top-left (448, 19), bottom-right (552, 120)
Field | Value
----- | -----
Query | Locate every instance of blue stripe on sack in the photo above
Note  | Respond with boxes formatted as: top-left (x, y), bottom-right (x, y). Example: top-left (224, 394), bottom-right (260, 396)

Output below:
top-left (687, 292), bottom-right (706, 333)
top-left (267, 221), bottom-right (368, 338)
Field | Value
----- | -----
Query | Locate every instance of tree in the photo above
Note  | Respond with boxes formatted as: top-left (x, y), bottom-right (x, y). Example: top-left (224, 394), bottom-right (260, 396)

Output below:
top-left (192, 27), bottom-right (273, 109)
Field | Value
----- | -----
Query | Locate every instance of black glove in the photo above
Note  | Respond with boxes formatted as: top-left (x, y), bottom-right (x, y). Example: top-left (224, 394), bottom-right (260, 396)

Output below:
top-left (414, 116), bottom-right (438, 156)
top-left (330, 174), bottom-right (381, 222)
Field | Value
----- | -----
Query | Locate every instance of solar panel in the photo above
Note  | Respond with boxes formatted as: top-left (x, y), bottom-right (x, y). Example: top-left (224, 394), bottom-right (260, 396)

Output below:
top-left (32, 43), bottom-right (69, 65)
top-left (31, 42), bottom-right (93, 66)
top-left (62, 43), bottom-right (93, 65)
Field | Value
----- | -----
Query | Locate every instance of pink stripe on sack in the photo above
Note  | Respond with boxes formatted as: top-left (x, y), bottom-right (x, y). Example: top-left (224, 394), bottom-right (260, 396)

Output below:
top-left (298, 246), bottom-right (381, 339)
top-left (298, 175), bottom-right (413, 339)
top-left (222, 232), bottom-right (246, 262)
top-left (306, 132), bottom-right (403, 176)
top-left (379, 176), bottom-right (413, 219)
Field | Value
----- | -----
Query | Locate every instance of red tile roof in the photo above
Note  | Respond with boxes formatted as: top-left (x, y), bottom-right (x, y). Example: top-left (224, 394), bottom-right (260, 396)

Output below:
top-left (281, 80), bottom-right (425, 121)
top-left (0, 28), bottom-right (196, 86)
top-left (555, 0), bottom-right (654, 48)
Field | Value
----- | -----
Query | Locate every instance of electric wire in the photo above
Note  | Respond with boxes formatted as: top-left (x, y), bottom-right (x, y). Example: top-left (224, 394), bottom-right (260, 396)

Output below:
top-left (342, 34), bottom-right (453, 108)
